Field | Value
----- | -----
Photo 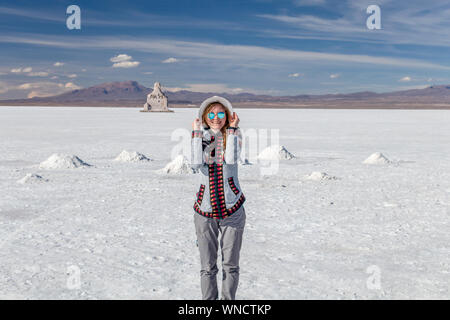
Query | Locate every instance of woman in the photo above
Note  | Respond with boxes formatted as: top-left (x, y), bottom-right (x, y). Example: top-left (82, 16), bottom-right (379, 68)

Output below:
top-left (191, 96), bottom-right (246, 300)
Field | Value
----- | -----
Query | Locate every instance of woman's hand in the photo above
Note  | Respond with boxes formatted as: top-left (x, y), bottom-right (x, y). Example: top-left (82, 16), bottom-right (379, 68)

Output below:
top-left (230, 112), bottom-right (240, 127)
top-left (192, 118), bottom-right (201, 130)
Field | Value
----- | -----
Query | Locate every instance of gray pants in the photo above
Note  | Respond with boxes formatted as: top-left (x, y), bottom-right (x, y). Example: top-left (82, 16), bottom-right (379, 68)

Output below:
top-left (193, 206), bottom-right (246, 300)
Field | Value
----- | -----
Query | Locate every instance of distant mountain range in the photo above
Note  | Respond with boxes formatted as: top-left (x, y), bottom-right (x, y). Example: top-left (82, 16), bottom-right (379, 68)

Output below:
top-left (1, 80), bottom-right (450, 109)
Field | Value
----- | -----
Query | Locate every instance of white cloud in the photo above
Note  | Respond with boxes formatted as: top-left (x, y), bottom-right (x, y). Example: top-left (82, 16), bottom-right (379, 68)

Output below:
top-left (288, 73), bottom-right (301, 77)
top-left (395, 84), bottom-right (429, 90)
top-left (256, 1), bottom-right (450, 49)
top-left (330, 73), bottom-right (340, 79)
top-left (10, 67), bottom-right (51, 77)
top-left (67, 74), bottom-right (77, 78)
top-left (110, 54), bottom-right (139, 68)
top-left (27, 91), bottom-right (41, 98)
top-left (65, 82), bottom-right (81, 90)
top-left (2, 34), bottom-right (449, 71)
top-left (164, 83), bottom-right (245, 94)
top-left (143, 71), bottom-right (153, 74)
top-left (399, 76), bottom-right (411, 82)
top-left (18, 84), bottom-right (30, 90)
top-left (27, 72), bottom-right (49, 77)
top-left (0, 6), bottom-right (244, 31)
top-left (112, 61), bottom-right (140, 68)
top-left (162, 57), bottom-right (178, 63)
top-left (53, 62), bottom-right (64, 67)
top-left (10, 67), bottom-right (34, 74)
top-left (16, 81), bottom-right (82, 98)
top-left (110, 54), bottom-right (132, 63)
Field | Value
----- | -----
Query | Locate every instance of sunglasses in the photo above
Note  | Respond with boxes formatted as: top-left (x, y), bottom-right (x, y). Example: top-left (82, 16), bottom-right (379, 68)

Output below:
top-left (207, 111), bottom-right (226, 120)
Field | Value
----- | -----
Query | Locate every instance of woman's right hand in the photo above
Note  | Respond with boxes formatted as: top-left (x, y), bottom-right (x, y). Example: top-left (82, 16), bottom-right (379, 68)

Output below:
top-left (192, 118), bottom-right (201, 130)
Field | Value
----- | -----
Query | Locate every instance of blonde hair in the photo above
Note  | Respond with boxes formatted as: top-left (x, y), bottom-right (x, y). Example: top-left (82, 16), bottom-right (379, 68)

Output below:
top-left (202, 102), bottom-right (231, 151)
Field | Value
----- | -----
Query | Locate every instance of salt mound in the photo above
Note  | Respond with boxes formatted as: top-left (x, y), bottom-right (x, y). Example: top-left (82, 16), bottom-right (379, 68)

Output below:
top-left (363, 152), bottom-right (391, 164)
top-left (306, 171), bottom-right (338, 181)
top-left (39, 153), bottom-right (91, 169)
top-left (17, 173), bottom-right (48, 184)
top-left (114, 150), bottom-right (151, 162)
top-left (257, 145), bottom-right (295, 160)
top-left (159, 155), bottom-right (194, 174)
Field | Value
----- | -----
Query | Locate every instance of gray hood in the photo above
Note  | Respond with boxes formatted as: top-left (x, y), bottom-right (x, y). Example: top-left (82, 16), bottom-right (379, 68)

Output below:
top-left (198, 96), bottom-right (234, 129)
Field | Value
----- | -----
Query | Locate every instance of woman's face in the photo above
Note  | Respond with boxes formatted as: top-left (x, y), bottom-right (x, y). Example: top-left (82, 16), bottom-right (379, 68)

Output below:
top-left (205, 104), bottom-right (227, 131)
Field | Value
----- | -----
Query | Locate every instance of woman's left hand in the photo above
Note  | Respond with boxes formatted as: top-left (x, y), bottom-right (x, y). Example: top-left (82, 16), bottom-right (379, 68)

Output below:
top-left (230, 112), bottom-right (240, 127)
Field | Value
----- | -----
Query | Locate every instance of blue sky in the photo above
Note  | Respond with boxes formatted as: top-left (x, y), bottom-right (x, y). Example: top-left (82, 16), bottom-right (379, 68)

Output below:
top-left (1, 0), bottom-right (449, 99)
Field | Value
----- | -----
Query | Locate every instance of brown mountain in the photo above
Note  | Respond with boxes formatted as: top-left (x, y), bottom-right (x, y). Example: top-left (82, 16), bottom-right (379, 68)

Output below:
top-left (1, 81), bottom-right (449, 109)
top-left (31, 80), bottom-right (149, 102)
